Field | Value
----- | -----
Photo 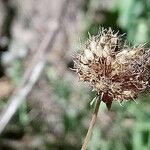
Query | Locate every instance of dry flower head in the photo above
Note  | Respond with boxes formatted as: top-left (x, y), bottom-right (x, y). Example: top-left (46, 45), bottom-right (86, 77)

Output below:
top-left (74, 28), bottom-right (150, 109)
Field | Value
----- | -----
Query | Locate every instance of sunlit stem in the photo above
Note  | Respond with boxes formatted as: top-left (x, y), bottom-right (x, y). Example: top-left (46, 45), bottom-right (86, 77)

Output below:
top-left (81, 95), bottom-right (101, 150)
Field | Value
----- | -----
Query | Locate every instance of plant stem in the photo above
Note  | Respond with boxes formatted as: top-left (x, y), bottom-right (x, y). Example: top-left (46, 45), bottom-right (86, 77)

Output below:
top-left (81, 97), bottom-right (101, 150)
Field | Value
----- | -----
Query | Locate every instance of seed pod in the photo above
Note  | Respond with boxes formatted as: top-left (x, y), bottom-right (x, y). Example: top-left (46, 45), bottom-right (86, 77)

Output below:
top-left (73, 28), bottom-right (150, 109)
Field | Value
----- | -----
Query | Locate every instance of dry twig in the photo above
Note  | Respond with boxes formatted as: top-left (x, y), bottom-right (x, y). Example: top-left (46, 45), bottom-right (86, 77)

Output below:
top-left (0, 0), bottom-right (70, 134)
top-left (81, 97), bottom-right (101, 150)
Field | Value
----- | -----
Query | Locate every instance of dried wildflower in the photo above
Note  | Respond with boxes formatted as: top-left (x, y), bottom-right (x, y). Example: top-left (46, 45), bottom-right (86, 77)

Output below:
top-left (74, 28), bottom-right (150, 109)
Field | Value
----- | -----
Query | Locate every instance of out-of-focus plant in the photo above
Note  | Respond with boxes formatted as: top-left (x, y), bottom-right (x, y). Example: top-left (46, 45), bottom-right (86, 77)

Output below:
top-left (113, 0), bottom-right (150, 45)
top-left (9, 59), bottom-right (29, 126)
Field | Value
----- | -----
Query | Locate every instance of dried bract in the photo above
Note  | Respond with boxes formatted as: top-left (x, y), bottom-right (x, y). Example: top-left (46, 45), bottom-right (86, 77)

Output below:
top-left (74, 28), bottom-right (150, 109)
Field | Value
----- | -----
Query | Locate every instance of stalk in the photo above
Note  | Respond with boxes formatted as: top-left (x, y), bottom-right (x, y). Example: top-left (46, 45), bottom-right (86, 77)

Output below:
top-left (81, 97), bottom-right (101, 150)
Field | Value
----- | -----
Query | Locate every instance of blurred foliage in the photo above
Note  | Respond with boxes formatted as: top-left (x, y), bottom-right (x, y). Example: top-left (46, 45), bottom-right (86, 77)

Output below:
top-left (10, 60), bottom-right (29, 126)
top-left (0, 0), bottom-right (150, 150)
top-left (113, 0), bottom-right (150, 45)
top-left (8, 59), bottom-right (22, 85)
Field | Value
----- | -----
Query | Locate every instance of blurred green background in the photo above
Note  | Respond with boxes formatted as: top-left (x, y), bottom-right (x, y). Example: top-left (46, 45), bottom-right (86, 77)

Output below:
top-left (0, 0), bottom-right (150, 149)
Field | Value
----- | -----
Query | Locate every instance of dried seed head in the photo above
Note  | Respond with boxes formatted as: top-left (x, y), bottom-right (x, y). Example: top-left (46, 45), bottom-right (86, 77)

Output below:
top-left (74, 28), bottom-right (150, 109)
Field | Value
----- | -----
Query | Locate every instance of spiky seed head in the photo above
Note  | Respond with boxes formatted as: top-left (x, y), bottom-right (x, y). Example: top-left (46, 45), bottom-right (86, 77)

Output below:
top-left (74, 28), bottom-right (150, 109)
